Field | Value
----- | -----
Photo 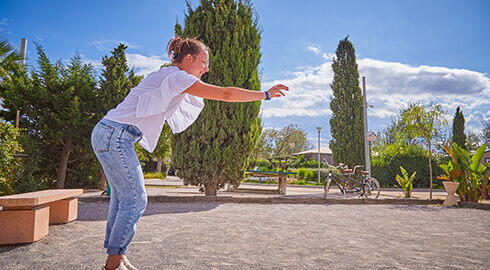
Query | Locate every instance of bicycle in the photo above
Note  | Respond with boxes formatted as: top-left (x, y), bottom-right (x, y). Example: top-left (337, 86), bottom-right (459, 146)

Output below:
top-left (322, 160), bottom-right (380, 199)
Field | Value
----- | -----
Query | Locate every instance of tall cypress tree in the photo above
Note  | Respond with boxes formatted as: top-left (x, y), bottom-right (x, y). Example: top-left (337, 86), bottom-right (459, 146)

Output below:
top-left (172, 0), bottom-right (262, 196)
top-left (329, 37), bottom-right (365, 168)
top-left (452, 106), bottom-right (466, 149)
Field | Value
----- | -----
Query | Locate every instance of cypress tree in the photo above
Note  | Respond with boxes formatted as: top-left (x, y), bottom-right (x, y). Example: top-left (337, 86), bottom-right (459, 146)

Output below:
top-left (452, 106), bottom-right (466, 149)
top-left (172, 0), bottom-right (262, 196)
top-left (329, 37), bottom-right (365, 168)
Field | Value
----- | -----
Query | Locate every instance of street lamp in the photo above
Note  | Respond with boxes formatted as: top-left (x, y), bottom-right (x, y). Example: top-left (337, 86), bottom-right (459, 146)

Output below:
top-left (362, 77), bottom-right (377, 176)
top-left (317, 127), bottom-right (322, 184)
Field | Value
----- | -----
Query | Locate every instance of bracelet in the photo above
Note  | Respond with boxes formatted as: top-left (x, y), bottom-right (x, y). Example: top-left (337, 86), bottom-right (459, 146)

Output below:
top-left (264, 91), bottom-right (271, 100)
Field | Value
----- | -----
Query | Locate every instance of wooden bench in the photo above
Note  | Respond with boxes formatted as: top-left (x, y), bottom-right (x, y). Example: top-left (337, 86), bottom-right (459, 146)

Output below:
top-left (0, 189), bottom-right (83, 245)
top-left (244, 171), bottom-right (297, 195)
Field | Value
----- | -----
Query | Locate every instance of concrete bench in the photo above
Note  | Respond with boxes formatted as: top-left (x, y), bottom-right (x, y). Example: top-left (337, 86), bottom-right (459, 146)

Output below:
top-left (0, 189), bottom-right (83, 245)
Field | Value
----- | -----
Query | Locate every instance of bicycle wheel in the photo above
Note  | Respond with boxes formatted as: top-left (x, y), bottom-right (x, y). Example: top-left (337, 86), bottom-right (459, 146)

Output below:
top-left (323, 177), bottom-right (332, 198)
top-left (363, 178), bottom-right (380, 199)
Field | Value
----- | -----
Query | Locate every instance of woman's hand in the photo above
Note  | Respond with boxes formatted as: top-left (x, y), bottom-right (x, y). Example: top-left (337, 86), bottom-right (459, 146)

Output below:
top-left (266, 84), bottom-right (289, 99)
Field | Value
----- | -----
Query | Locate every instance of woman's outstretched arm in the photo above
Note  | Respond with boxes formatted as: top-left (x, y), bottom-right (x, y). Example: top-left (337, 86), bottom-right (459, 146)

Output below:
top-left (184, 81), bottom-right (288, 102)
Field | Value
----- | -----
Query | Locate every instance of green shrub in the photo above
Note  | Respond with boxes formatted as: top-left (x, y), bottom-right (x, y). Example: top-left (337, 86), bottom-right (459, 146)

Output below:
top-left (395, 166), bottom-right (416, 198)
top-left (304, 170), bottom-right (315, 182)
top-left (297, 168), bottom-right (308, 179)
top-left (372, 153), bottom-right (445, 188)
top-left (144, 172), bottom-right (166, 180)
top-left (0, 119), bottom-right (22, 195)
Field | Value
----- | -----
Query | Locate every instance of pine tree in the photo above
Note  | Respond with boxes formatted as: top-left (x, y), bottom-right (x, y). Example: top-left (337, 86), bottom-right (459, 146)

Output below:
top-left (329, 37), bottom-right (365, 168)
top-left (98, 43), bottom-right (142, 118)
top-left (452, 106), bottom-right (466, 149)
top-left (172, 0), bottom-right (262, 196)
top-left (97, 43), bottom-right (142, 189)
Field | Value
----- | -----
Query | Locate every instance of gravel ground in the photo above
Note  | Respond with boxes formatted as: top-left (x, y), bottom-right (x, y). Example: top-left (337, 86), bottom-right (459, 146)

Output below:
top-left (1, 202), bottom-right (489, 269)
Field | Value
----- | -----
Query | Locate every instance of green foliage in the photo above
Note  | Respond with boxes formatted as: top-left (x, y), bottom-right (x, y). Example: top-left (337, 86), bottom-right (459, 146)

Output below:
top-left (289, 154), bottom-right (325, 169)
top-left (452, 106), bottom-right (466, 150)
top-left (136, 123), bottom-right (172, 173)
top-left (482, 120), bottom-right (490, 146)
top-left (400, 101), bottom-right (447, 194)
top-left (0, 34), bottom-right (24, 80)
top-left (439, 143), bottom-right (490, 202)
top-left (0, 43), bottom-right (100, 189)
top-left (172, 0), bottom-right (262, 195)
top-left (329, 37), bottom-right (365, 169)
top-left (98, 43), bottom-right (142, 119)
top-left (304, 170), bottom-right (315, 182)
top-left (251, 123), bottom-right (311, 160)
top-left (297, 168), bottom-right (308, 179)
top-left (395, 166), bottom-right (416, 198)
top-left (0, 119), bottom-right (22, 195)
top-left (371, 144), bottom-right (445, 189)
top-left (144, 172), bottom-right (166, 180)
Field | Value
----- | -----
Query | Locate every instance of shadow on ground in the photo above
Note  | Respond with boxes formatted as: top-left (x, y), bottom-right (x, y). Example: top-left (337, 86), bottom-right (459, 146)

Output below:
top-left (77, 202), bottom-right (220, 222)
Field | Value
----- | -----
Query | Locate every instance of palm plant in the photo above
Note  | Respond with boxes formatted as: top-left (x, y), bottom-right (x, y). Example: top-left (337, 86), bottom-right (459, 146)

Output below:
top-left (395, 166), bottom-right (416, 198)
top-left (0, 35), bottom-right (24, 80)
top-left (439, 143), bottom-right (490, 202)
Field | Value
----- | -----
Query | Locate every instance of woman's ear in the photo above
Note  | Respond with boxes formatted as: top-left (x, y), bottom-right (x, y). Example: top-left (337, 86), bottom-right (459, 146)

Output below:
top-left (184, 54), bottom-right (193, 64)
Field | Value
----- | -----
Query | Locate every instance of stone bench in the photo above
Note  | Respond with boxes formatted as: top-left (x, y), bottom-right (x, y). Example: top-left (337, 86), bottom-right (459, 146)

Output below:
top-left (0, 189), bottom-right (83, 245)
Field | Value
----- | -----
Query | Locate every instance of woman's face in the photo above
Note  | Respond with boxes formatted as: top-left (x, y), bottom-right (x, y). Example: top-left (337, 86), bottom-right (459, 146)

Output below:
top-left (187, 50), bottom-right (209, 79)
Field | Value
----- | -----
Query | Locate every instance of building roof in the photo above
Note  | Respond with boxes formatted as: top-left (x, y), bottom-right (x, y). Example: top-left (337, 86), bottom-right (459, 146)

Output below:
top-left (294, 147), bottom-right (332, 156)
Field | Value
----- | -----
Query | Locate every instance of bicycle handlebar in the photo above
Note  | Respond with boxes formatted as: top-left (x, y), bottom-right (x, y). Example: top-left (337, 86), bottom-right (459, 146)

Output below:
top-left (322, 158), bottom-right (367, 175)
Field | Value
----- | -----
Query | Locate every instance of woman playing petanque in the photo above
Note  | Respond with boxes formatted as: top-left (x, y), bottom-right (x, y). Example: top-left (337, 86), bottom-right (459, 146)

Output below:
top-left (91, 36), bottom-right (288, 270)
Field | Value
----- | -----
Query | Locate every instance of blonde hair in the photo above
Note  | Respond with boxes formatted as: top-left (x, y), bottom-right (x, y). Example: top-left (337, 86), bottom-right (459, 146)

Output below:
top-left (166, 36), bottom-right (209, 64)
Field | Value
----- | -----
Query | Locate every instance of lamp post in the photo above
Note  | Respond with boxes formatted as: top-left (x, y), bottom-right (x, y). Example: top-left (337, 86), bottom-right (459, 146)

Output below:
top-left (363, 77), bottom-right (377, 176)
top-left (316, 127), bottom-right (322, 184)
top-left (290, 142), bottom-right (295, 157)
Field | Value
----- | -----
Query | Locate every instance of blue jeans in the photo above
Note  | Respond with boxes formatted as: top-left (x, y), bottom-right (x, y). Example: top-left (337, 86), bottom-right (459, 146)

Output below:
top-left (91, 118), bottom-right (148, 255)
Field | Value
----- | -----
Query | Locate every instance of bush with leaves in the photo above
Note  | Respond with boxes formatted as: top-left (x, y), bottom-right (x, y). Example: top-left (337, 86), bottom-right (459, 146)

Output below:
top-left (395, 166), bottom-right (416, 198)
top-left (0, 119), bottom-right (22, 195)
top-left (439, 143), bottom-right (490, 202)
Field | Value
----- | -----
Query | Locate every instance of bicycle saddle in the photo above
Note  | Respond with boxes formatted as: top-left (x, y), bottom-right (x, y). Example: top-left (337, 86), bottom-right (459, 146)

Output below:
top-left (361, 170), bottom-right (370, 175)
top-left (343, 169), bottom-right (352, 173)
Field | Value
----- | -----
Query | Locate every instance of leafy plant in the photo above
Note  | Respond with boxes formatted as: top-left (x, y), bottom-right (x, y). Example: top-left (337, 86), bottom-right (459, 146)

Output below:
top-left (0, 119), bottom-right (22, 196)
top-left (439, 143), bottom-right (490, 202)
top-left (395, 166), bottom-right (416, 198)
top-left (304, 170), bottom-right (315, 182)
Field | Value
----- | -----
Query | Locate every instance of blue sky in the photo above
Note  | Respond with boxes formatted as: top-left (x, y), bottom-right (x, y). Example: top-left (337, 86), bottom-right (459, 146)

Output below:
top-left (2, 0), bottom-right (489, 148)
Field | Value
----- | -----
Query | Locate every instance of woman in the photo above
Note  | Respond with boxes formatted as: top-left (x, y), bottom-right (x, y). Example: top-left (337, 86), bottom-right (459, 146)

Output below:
top-left (92, 36), bottom-right (288, 270)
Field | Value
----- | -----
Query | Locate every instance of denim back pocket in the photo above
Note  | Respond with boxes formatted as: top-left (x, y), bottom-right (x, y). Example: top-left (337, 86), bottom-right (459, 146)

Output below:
top-left (92, 122), bottom-right (115, 153)
top-left (123, 124), bottom-right (143, 142)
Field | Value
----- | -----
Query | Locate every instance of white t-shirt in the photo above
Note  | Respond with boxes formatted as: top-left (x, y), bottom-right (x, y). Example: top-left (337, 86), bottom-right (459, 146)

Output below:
top-left (105, 66), bottom-right (204, 153)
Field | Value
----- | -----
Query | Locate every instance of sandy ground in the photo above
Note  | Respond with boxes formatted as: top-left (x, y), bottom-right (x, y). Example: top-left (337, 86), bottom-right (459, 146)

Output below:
top-left (1, 201), bottom-right (489, 269)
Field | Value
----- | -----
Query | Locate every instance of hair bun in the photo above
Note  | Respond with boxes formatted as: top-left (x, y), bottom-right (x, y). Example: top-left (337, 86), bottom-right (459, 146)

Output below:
top-left (166, 36), bottom-right (208, 63)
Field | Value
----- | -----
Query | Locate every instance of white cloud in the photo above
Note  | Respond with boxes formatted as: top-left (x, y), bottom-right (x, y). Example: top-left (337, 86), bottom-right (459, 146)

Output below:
top-left (261, 47), bottom-right (490, 134)
top-left (126, 53), bottom-right (169, 76)
top-left (308, 45), bottom-right (321, 55)
top-left (87, 40), bottom-right (140, 52)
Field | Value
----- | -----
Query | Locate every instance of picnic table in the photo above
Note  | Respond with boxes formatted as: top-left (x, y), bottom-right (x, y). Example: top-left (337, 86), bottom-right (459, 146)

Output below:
top-left (244, 170), bottom-right (297, 195)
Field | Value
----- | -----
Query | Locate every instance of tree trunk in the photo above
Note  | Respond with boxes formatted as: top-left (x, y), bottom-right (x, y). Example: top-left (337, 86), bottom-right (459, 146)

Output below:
top-left (100, 170), bottom-right (107, 191)
top-left (428, 143), bottom-right (433, 199)
top-left (156, 156), bottom-right (163, 173)
top-left (204, 180), bottom-right (218, 196)
top-left (56, 135), bottom-right (72, 189)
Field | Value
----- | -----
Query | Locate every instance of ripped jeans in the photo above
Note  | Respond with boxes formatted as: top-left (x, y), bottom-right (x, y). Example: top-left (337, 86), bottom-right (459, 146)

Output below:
top-left (91, 118), bottom-right (147, 255)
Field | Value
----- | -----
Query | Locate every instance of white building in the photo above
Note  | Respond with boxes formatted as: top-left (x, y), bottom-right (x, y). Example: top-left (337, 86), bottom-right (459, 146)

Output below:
top-left (294, 147), bottom-right (333, 165)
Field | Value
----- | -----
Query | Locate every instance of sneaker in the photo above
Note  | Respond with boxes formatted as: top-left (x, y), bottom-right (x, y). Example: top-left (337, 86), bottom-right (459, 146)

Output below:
top-left (101, 262), bottom-right (129, 270)
top-left (122, 256), bottom-right (138, 270)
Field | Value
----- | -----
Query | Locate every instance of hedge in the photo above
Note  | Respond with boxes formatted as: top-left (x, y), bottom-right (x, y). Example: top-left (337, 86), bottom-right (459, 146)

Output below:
top-left (371, 154), bottom-right (448, 188)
